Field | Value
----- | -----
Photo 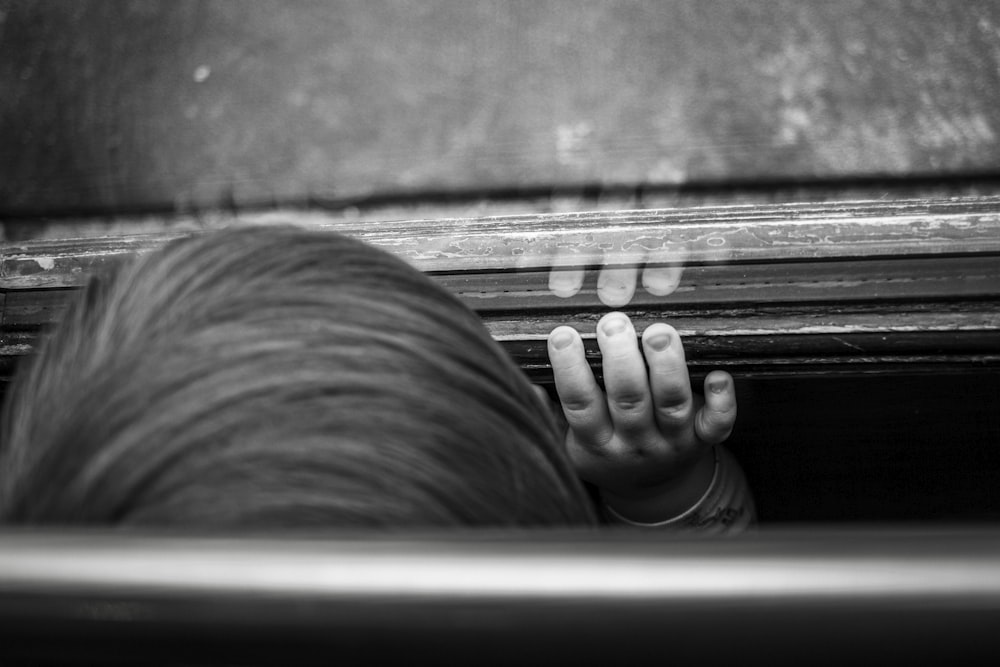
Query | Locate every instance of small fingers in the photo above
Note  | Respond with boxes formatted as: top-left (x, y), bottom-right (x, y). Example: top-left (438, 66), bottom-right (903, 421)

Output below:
top-left (597, 313), bottom-right (656, 439)
top-left (695, 371), bottom-right (737, 445)
top-left (641, 323), bottom-right (694, 434)
top-left (548, 325), bottom-right (613, 446)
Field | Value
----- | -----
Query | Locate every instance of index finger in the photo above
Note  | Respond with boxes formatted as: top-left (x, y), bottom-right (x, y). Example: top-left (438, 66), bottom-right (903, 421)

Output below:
top-left (548, 325), bottom-right (613, 447)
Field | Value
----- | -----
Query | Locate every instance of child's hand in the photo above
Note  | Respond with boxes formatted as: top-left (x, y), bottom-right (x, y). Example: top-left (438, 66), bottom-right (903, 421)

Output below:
top-left (547, 312), bottom-right (737, 523)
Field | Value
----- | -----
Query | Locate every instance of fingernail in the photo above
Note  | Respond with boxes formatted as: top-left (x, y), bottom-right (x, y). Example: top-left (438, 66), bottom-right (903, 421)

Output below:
top-left (551, 330), bottom-right (575, 350)
top-left (645, 332), bottom-right (671, 351)
top-left (709, 378), bottom-right (727, 394)
top-left (601, 316), bottom-right (628, 336)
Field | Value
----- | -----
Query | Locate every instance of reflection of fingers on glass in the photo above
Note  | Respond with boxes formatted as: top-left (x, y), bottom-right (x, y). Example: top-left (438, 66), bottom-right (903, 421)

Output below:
top-left (547, 244), bottom-right (587, 298)
top-left (641, 246), bottom-right (689, 297)
top-left (548, 267), bottom-right (586, 298)
top-left (642, 264), bottom-right (684, 296)
top-left (596, 265), bottom-right (640, 308)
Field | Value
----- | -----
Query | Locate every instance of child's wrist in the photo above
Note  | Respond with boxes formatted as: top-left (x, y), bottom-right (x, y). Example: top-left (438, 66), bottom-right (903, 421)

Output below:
top-left (600, 446), bottom-right (717, 524)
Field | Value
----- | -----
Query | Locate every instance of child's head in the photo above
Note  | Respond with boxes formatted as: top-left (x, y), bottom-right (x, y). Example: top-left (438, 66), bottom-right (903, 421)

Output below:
top-left (0, 226), bottom-right (595, 528)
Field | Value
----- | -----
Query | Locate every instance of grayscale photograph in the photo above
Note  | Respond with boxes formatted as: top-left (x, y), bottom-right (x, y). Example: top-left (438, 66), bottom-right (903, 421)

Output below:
top-left (1, 1), bottom-right (999, 664)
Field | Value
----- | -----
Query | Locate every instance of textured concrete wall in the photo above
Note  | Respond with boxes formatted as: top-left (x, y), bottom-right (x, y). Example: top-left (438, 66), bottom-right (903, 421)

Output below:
top-left (3, 0), bottom-right (1000, 215)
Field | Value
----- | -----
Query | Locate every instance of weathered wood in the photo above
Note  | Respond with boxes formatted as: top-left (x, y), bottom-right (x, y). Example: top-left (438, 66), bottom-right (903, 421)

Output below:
top-left (4, 198), bottom-right (1000, 288)
top-left (2, 198), bottom-right (999, 383)
top-left (0, 233), bottom-right (191, 290)
top-left (250, 198), bottom-right (1000, 271)
top-left (2, 289), bottom-right (73, 330)
top-left (8, 257), bottom-right (999, 330)
top-left (486, 304), bottom-right (1000, 341)
top-left (444, 256), bottom-right (1000, 311)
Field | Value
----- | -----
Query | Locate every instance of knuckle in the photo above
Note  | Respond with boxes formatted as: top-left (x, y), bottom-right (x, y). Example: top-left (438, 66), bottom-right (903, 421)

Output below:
top-left (609, 392), bottom-right (647, 413)
top-left (707, 402), bottom-right (737, 423)
top-left (567, 429), bottom-right (617, 461)
top-left (559, 396), bottom-right (595, 414)
top-left (704, 411), bottom-right (733, 430)
top-left (616, 422), bottom-right (655, 444)
top-left (655, 397), bottom-right (692, 419)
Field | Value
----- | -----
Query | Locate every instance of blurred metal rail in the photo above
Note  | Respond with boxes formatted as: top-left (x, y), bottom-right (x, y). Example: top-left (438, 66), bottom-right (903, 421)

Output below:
top-left (2, 527), bottom-right (1000, 664)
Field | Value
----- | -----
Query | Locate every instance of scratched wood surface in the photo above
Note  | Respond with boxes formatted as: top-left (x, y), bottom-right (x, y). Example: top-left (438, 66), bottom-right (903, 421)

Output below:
top-left (2, 0), bottom-right (1000, 217)
top-left (5, 197), bottom-right (1000, 287)
top-left (3, 198), bottom-right (1000, 383)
